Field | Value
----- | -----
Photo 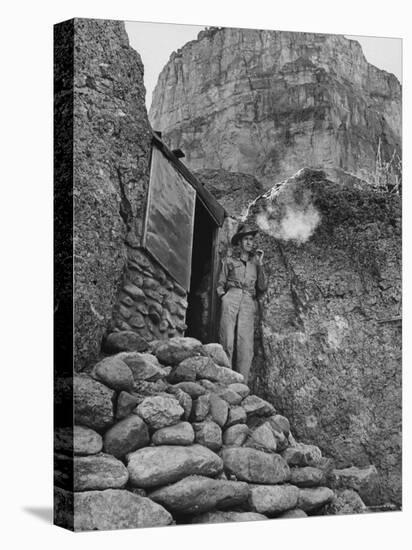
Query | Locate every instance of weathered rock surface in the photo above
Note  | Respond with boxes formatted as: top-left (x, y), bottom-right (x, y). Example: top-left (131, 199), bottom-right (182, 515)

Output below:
top-left (155, 337), bottom-right (203, 365)
top-left (136, 395), bottom-right (184, 429)
top-left (150, 27), bottom-right (401, 189)
top-left (73, 19), bottom-right (152, 370)
top-left (103, 415), bottom-right (149, 458)
top-left (91, 356), bottom-right (134, 391)
top-left (190, 511), bottom-right (267, 523)
top-left (289, 467), bottom-right (324, 487)
top-left (223, 448), bottom-right (290, 484)
top-left (246, 168), bottom-right (401, 505)
top-left (103, 332), bottom-right (149, 354)
top-left (74, 426), bottom-right (103, 455)
top-left (249, 484), bottom-right (299, 515)
top-left (298, 487), bottom-right (334, 512)
top-left (116, 391), bottom-right (139, 420)
top-left (203, 343), bottom-right (231, 367)
top-left (193, 421), bottom-right (222, 451)
top-left (226, 406), bottom-right (247, 427)
top-left (245, 422), bottom-right (277, 453)
top-left (282, 444), bottom-right (322, 467)
top-left (223, 424), bottom-right (250, 446)
top-left (74, 453), bottom-right (128, 491)
top-left (328, 465), bottom-right (380, 505)
top-left (73, 489), bottom-right (172, 531)
top-left (242, 395), bottom-right (275, 417)
top-left (149, 475), bottom-right (249, 514)
top-left (74, 375), bottom-right (114, 431)
top-left (126, 444), bottom-right (223, 488)
top-left (116, 352), bottom-right (167, 381)
top-left (173, 381), bottom-right (206, 398)
top-left (152, 422), bottom-right (195, 446)
top-left (324, 488), bottom-right (367, 515)
top-left (208, 393), bottom-right (229, 426)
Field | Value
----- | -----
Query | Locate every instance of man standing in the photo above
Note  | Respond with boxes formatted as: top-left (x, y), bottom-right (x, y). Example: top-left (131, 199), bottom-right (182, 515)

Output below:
top-left (217, 224), bottom-right (267, 383)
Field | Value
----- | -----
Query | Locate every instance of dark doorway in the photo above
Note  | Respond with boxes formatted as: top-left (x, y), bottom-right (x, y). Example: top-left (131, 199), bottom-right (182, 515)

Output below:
top-left (186, 198), bottom-right (219, 343)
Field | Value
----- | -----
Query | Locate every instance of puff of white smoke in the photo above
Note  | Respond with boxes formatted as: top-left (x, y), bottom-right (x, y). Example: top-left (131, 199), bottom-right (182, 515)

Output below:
top-left (256, 202), bottom-right (321, 245)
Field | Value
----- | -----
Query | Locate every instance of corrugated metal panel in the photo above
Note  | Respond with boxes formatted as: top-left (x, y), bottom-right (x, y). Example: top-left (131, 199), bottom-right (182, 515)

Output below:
top-left (143, 147), bottom-right (196, 290)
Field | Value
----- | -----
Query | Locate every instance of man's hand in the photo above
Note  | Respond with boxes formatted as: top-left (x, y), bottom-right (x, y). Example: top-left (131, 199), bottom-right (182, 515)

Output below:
top-left (255, 249), bottom-right (264, 265)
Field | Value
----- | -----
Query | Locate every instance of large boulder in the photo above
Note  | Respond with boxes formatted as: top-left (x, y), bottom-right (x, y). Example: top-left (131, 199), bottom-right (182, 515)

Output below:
top-left (245, 422), bottom-right (277, 453)
top-left (152, 422), bottom-right (195, 446)
top-left (74, 375), bottom-right (114, 431)
top-left (222, 448), bottom-right (290, 484)
top-left (102, 331), bottom-right (149, 354)
top-left (73, 426), bottom-right (103, 455)
top-left (328, 465), bottom-right (380, 506)
top-left (103, 415), bottom-right (149, 458)
top-left (126, 444), bottom-right (223, 488)
top-left (298, 487), bottom-right (334, 512)
top-left (208, 393), bottom-right (229, 427)
top-left (73, 489), bottom-right (172, 531)
top-left (74, 453), bottom-right (128, 491)
top-left (155, 337), bottom-right (203, 365)
top-left (149, 475), bottom-right (249, 514)
top-left (116, 352), bottom-right (167, 381)
top-left (193, 421), bottom-right (222, 451)
top-left (136, 395), bottom-right (184, 429)
top-left (249, 484), bottom-right (299, 515)
top-left (203, 343), bottom-right (231, 367)
top-left (289, 467), bottom-right (324, 487)
top-left (91, 356), bottom-right (134, 392)
top-left (223, 424), bottom-right (250, 446)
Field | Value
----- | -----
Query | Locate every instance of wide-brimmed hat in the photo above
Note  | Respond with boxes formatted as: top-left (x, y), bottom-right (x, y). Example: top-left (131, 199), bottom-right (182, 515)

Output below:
top-left (231, 224), bottom-right (258, 246)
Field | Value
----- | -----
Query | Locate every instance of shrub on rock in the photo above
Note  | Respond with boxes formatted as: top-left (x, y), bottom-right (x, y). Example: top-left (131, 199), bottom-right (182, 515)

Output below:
top-left (126, 444), bottom-right (223, 488)
top-left (74, 453), bottom-right (129, 491)
top-left (149, 475), bottom-right (249, 514)
top-left (74, 375), bottom-right (114, 431)
top-left (73, 489), bottom-right (172, 531)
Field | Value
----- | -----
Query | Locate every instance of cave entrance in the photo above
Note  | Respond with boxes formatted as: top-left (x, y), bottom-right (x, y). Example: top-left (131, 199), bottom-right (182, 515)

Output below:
top-left (185, 197), bottom-right (221, 343)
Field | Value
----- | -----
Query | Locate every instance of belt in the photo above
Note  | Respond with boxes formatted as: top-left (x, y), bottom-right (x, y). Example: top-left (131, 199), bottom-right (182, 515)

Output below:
top-left (226, 282), bottom-right (256, 297)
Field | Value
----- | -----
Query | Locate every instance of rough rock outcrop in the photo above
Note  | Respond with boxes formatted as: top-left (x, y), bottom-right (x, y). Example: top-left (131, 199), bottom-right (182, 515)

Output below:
top-left (245, 168), bottom-right (401, 505)
top-left (72, 19), bottom-right (152, 370)
top-left (150, 27), bottom-right (401, 189)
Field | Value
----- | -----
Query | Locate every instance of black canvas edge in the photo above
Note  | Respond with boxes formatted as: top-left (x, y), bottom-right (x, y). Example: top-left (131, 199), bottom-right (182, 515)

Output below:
top-left (54, 18), bottom-right (75, 532)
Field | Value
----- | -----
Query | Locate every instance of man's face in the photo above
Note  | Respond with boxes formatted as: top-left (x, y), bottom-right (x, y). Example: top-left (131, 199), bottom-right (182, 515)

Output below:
top-left (241, 234), bottom-right (255, 253)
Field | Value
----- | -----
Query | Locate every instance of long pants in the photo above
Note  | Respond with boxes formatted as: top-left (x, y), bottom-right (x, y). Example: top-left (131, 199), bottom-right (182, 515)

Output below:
top-left (219, 288), bottom-right (256, 384)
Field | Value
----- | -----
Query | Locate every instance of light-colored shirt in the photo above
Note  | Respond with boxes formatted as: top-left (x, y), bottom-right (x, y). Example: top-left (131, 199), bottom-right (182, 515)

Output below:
top-left (216, 254), bottom-right (268, 298)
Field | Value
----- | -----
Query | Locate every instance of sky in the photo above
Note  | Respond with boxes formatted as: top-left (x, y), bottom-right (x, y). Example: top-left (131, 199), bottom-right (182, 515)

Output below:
top-left (125, 21), bottom-right (402, 109)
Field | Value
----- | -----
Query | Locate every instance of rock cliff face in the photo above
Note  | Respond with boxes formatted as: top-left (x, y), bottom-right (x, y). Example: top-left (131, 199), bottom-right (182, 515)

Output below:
top-left (72, 19), bottom-right (152, 369)
top-left (244, 169), bottom-right (401, 506)
top-left (150, 27), bottom-right (401, 188)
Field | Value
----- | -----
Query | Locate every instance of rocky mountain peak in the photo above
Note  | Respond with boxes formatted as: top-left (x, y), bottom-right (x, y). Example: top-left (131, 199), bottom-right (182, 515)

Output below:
top-left (149, 27), bottom-right (401, 189)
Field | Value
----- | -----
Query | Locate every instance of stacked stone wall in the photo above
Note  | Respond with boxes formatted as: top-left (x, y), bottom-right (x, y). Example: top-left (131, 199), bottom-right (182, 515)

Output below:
top-left (111, 244), bottom-right (188, 342)
top-left (55, 336), bottom-right (380, 531)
